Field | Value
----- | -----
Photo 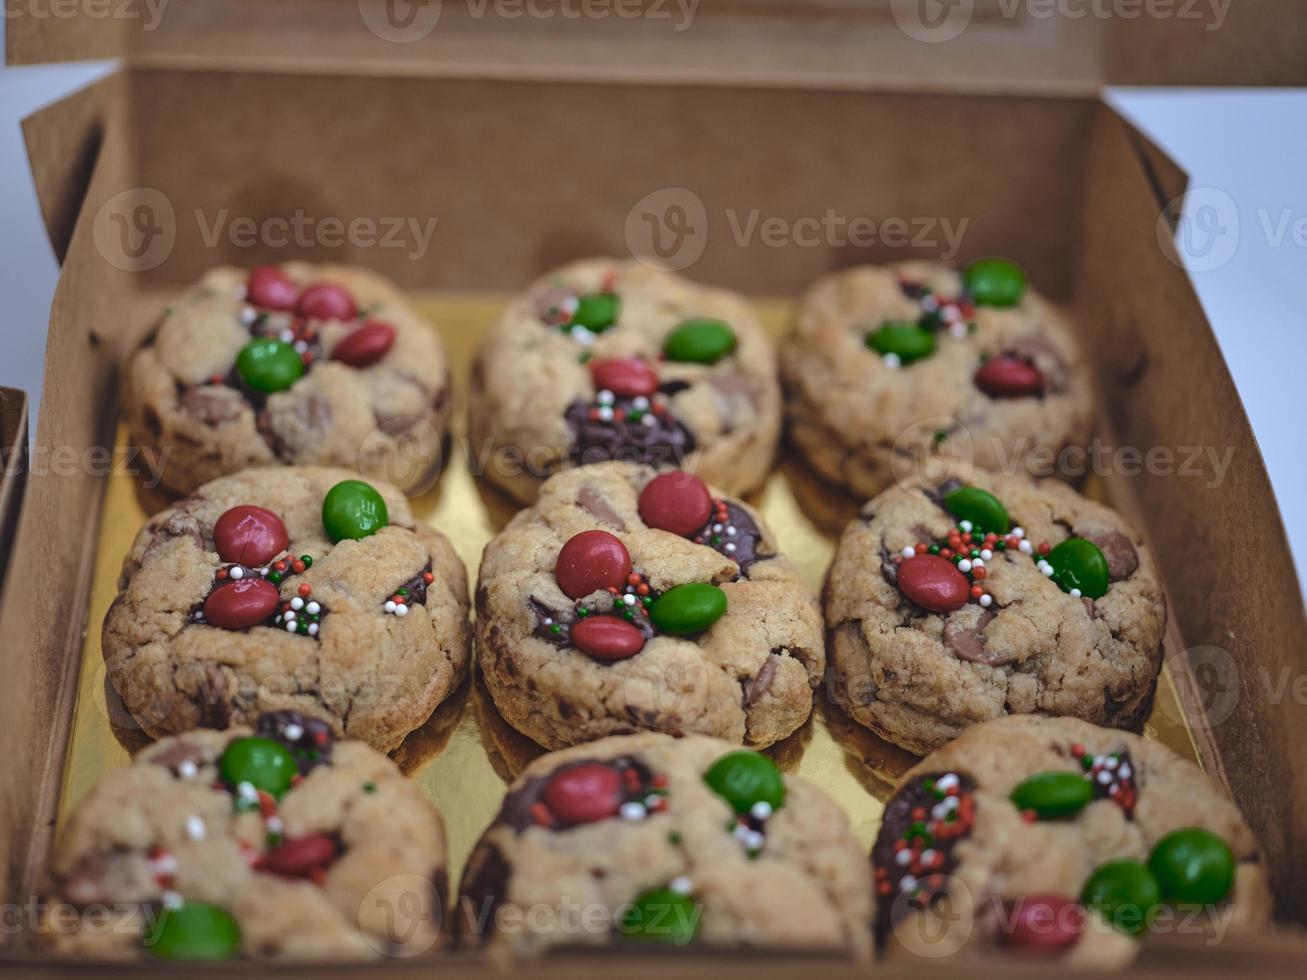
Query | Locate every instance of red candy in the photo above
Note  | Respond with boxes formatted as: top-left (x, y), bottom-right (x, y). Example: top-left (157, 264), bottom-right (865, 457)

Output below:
top-left (212, 505), bottom-right (288, 566)
top-left (588, 357), bottom-right (658, 398)
top-left (203, 578), bottom-right (280, 630)
top-left (332, 320), bottom-right (395, 367)
top-left (569, 615), bottom-right (646, 662)
top-left (245, 266), bottom-right (299, 311)
top-left (296, 282), bottom-right (357, 322)
top-left (1000, 895), bottom-right (1083, 953)
top-left (637, 472), bottom-right (713, 537)
top-left (256, 832), bottom-right (339, 878)
top-left (896, 554), bottom-right (970, 613)
top-left (554, 530), bottom-right (631, 600)
top-left (542, 763), bottom-right (623, 825)
top-left (974, 354), bottom-right (1044, 399)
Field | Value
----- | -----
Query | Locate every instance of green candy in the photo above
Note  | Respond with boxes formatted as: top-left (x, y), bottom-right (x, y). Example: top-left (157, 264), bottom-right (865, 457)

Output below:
top-left (618, 887), bottom-right (699, 944)
top-left (941, 485), bottom-right (1010, 534)
top-left (1081, 859), bottom-right (1160, 936)
top-left (704, 750), bottom-right (785, 813)
top-left (570, 292), bottom-right (619, 332)
top-left (963, 257), bottom-right (1028, 308)
top-left (322, 479), bottom-right (389, 542)
top-left (663, 318), bottom-right (737, 364)
top-left (865, 321), bottom-right (936, 364)
top-left (143, 901), bottom-right (241, 961)
top-left (217, 736), bottom-right (297, 799)
top-left (1047, 538), bottom-right (1110, 600)
top-left (234, 338), bottom-right (304, 393)
top-left (649, 582), bottom-right (727, 636)
top-left (1010, 771), bottom-right (1093, 819)
top-left (1148, 828), bottom-right (1235, 906)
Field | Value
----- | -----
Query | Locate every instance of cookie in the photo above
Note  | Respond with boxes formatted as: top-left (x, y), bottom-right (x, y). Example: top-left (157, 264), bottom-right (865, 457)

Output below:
top-left (872, 716), bottom-right (1272, 967)
top-left (41, 713), bottom-right (447, 960)
top-left (781, 259), bottom-right (1092, 499)
top-left (468, 258), bottom-right (780, 504)
top-left (456, 732), bottom-right (872, 958)
top-left (123, 263), bottom-right (452, 496)
top-left (825, 468), bottom-right (1165, 754)
top-left (103, 466), bottom-right (471, 752)
top-left (475, 462), bottom-right (824, 749)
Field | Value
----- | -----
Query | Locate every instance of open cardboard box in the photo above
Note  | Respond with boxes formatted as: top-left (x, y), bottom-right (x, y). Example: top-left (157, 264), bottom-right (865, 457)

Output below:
top-left (3, 1), bottom-right (1307, 975)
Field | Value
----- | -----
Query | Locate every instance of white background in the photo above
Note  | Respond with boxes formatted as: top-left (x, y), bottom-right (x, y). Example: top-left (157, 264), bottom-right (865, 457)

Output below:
top-left (0, 56), bottom-right (1302, 595)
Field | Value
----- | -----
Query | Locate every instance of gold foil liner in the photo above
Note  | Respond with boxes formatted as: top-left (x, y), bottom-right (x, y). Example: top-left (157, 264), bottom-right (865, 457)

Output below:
top-left (58, 294), bottom-right (1197, 886)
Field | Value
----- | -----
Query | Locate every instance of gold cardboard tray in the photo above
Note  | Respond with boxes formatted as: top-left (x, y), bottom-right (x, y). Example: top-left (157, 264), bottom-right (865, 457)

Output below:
top-left (58, 292), bottom-right (1198, 887)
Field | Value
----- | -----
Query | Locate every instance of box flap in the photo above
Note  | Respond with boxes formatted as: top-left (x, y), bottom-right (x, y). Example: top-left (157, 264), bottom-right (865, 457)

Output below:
top-left (6, 0), bottom-right (1306, 90)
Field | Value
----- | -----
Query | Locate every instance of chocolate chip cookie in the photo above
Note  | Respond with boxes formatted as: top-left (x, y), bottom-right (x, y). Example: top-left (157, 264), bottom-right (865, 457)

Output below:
top-left (873, 715), bottom-right (1271, 967)
top-left (825, 468), bottom-right (1165, 754)
top-left (475, 461), bottom-right (823, 749)
top-left (41, 712), bottom-right (448, 961)
top-left (467, 258), bottom-right (781, 504)
top-left (781, 259), bottom-right (1092, 499)
top-left (123, 263), bottom-right (452, 496)
top-left (103, 466), bottom-right (471, 752)
top-left (456, 732), bottom-right (872, 958)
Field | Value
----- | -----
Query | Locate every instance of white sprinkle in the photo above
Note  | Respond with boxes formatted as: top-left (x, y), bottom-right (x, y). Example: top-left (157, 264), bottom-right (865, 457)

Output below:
top-left (1041, 565), bottom-right (1054, 577)
top-left (896, 849), bottom-right (912, 866)
top-left (237, 781), bottom-right (258, 801)
top-left (194, 612), bottom-right (205, 622)
top-left (750, 801), bottom-right (773, 821)
top-left (724, 543), bottom-right (736, 553)
top-left (152, 852), bottom-right (178, 874)
top-left (1097, 771), bottom-right (1113, 786)
top-left (958, 520), bottom-right (973, 533)
top-left (971, 558), bottom-right (984, 569)
top-left (1019, 540), bottom-right (1034, 555)
top-left (240, 305), bottom-right (257, 325)
top-left (1069, 588), bottom-right (1082, 598)
top-left (623, 594), bottom-right (636, 606)
top-left (733, 823), bottom-right (752, 841)
top-left (596, 390), bottom-right (615, 405)
top-left (285, 621), bottom-right (297, 632)
top-left (229, 566), bottom-right (244, 580)
top-left (979, 594), bottom-right (993, 608)
top-left (162, 890), bottom-right (184, 909)
top-left (921, 296), bottom-right (939, 312)
top-left (290, 597), bottom-right (304, 611)
top-left (882, 352), bottom-right (902, 369)
top-left (642, 414), bottom-right (657, 427)
top-left (1118, 764), bottom-right (1132, 779)
top-left (901, 546), bottom-right (916, 559)
top-left (744, 830), bottom-right (765, 850)
top-left (943, 305), bottom-right (962, 323)
top-left (570, 325), bottom-right (595, 345)
top-left (266, 816), bottom-right (284, 834)
top-left (283, 610), bottom-right (296, 622)
top-left (278, 328), bottom-right (295, 343)
top-left (306, 601), bottom-right (320, 615)
top-left (293, 340), bottom-right (308, 354)
top-left (384, 600), bottom-right (397, 613)
top-left (1012, 527), bottom-right (1025, 539)
top-left (669, 876), bottom-right (693, 896)
top-left (308, 623), bottom-right (319, 636)
top-left (900, 875), bottom-right (918, 892)
top-left (936, 774), bottom-right (959, 792)
top-left (712, 523), bottom-right (723, 533)
top-left (258, 567), bottom-right (269, 577)
top-left (1104, 756), bottom-right (1119, 770)
top-left (542, 617), bottom-right (553, 626)
top-left (395, 604), bottom-right (408, 617)
top-left (620, 802), bottom-right (647, 821)
top-left (597, 406), bottom-right (614, 422)
top-left (958, 559), bottom-right (972, 573)
top-left (949, 322), bottom-right (968, 339)
top-left (725, 526), bottom-right (737, 537)
top-left (177, 760), bottom-right (198, 780)
top-left (185, 816), bottom-right (206, 841)
top-left (632, 396), bottom-right (650, 410)
top-left (980, 549), bottom-right (993, 561)
top-left (283, 723), bottom-right (304, 740)
top-left (920, 849), bottom-right (937, 865)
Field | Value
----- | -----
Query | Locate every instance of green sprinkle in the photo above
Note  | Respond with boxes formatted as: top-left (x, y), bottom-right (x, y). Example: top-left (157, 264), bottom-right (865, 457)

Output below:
top-left (268, 571), bottom-right (283, 585)
top-left (363, 781), bottom-right (377, 794)
top-left (266, 832), bottom-right (282, 846)
top-left (928, 544), bottom-right (941, 555)
top-left (397, 588), bottom-right (409, 597)
top-left (668, 831), bottom-right (682, 846)
top-left (578, 351), bottom-right (593, 365)
top-left (300, 555), bottom-right (313, 567)
top-left (577, 607), bottom-right (589, 617)
top-left (550, 624), bottom-right (562, 635)
top-left (933, 430), bottom-right (949, 445)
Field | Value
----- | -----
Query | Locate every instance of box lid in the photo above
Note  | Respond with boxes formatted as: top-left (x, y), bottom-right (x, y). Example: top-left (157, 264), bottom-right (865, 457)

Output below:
top-left (5, 0), bottom-right (1306, 91)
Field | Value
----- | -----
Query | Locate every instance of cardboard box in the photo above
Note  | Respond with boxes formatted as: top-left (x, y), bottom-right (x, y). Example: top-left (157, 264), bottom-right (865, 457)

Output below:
top-left (3, 2), bottom-right (1306, 974)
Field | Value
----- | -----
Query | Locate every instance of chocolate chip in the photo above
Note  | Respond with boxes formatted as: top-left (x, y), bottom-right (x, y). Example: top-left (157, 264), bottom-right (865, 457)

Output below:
top-left (564, 397), bottom-right (695, 470)
top-left (744, 655), bottom-right (779, 706)
top-left (576, 485), bottom-right (626, 530)
top-left (943, 611), bottom-right (1001, 665)
top-left (1082, 530), bottom-right (1139, 581)
top-left (181, 385), bottom-right (243, 425)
